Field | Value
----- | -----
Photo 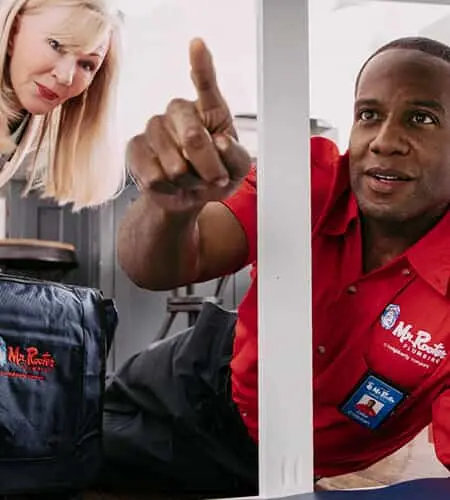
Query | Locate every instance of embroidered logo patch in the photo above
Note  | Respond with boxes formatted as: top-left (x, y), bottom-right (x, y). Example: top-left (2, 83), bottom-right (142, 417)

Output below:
top-left (380, 304), bottom-right (400, 330)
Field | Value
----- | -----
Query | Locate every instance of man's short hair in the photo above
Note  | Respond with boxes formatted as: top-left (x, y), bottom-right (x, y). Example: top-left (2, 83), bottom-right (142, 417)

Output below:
top-left (354, 36), bottom-right (450, 93)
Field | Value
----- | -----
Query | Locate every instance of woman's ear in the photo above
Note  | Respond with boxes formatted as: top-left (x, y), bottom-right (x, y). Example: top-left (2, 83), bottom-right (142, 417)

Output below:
top-left (7, 17), bottom-right (21, 57)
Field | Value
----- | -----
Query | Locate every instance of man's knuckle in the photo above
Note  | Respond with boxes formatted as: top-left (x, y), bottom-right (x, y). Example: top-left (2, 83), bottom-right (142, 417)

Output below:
top-left (167, 97), bottom-right (189, 113)
top-left (146, 115), bottom-right (164, 133)
top-left (181, 128), bottom-right (206, 151)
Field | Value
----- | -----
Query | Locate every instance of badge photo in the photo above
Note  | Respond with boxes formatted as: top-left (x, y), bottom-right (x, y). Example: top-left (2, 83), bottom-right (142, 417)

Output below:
top-left (340, 373), bottom-right (407, 430)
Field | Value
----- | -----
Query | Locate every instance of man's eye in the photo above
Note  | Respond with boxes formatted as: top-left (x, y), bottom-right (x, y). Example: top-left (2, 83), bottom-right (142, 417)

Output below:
top-left (359, 110), bottom-right (378, 121)
top-left (411, 112), bottom-right (436, 125)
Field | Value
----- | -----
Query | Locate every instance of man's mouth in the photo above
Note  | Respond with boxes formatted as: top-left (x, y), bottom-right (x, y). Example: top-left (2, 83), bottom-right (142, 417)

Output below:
top-left (371, 173), bottom-right (410, 182)
top-left (364, 167), bottom-right (415, 194)
top-left (365, 168), bottom-right (414, 182)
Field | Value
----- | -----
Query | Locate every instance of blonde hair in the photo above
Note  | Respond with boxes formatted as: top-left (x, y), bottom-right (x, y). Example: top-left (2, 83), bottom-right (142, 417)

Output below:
top-left (0, 0), bottom-right (125, 210)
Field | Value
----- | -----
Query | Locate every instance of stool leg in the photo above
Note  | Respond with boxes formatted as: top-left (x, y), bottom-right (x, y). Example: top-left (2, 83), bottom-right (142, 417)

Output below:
top-left (215, 275), bottom-right (231, 298)
top-left (154, 311), bottom-right (177, 342)
top-left (187, 310), bottom-right (198, 327)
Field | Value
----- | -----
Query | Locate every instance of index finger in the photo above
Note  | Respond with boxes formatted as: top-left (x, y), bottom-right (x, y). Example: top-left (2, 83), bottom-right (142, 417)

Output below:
top-left (189, 38), bottom-right (223, 111)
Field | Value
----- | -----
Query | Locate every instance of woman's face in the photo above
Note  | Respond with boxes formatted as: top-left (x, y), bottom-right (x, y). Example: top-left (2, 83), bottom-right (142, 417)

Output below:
top-left (8, 7), bottom-right (110, 115)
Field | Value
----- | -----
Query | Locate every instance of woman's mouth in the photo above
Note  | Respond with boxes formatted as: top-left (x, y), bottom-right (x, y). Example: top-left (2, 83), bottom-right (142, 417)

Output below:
top-left (35, 83), bottom-right (59, 101)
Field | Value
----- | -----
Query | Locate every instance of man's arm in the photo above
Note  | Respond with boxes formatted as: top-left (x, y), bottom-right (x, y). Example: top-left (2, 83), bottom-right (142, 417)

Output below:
top-left (431, 387), bottom-right (450, 470)
top-left (117, 196), bottom-right (249, 290)
top-left (117, 38), bottom-right (252, 291)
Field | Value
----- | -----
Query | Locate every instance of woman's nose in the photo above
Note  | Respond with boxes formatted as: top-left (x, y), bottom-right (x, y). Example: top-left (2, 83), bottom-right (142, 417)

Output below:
top-left (51, 55), bottom-right (76, 86)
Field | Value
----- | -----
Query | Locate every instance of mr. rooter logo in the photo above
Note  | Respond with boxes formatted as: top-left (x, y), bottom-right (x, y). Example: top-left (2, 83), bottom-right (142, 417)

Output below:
top-left (0, 336), bottom-right (56, 381)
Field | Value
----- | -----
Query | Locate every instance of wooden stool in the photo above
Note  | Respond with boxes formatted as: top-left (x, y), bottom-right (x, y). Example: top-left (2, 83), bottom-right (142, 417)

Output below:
top-left (0, 238), bottom-right (78, 282)
top-left (155, 276), bottom-right (231, 341)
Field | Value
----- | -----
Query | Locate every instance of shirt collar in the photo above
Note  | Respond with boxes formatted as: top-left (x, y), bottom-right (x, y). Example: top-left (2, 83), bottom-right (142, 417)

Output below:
top-left (0, 114), bottom-right (31, 167)
top-left (319, 152), bottom-right (359, 236)
top-left (318, 151), bottom-right (450, 296)
top-left (11, 113), bottom-right (30, 145)
top-left (406, 210), bottom-right (450, 296)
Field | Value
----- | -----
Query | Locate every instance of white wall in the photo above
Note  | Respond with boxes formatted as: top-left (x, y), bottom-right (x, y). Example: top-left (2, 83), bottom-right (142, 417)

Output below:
top-left (421, 11), bottom-right (450, 43)
top-left (116, 0), bottom-right (257, 149)
top-left (309, 0), bottom-right (450, 151)
top-left (116, 0), bottom-right (450, 154)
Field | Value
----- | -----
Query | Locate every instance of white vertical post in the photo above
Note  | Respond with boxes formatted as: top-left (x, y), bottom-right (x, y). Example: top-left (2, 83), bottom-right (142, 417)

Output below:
top-left (257, 0), bottom-right (313, 497)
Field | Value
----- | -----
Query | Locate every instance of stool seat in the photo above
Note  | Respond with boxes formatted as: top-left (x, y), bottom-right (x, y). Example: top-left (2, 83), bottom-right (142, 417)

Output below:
top-left (0, 238), bottom-right (78, 280)
top-left (167, 295), bottom-right (222, 313)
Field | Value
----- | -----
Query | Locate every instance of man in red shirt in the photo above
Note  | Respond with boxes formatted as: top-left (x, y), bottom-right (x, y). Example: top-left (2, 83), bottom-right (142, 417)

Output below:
top-left (103, 36), bottom-right (450, 493)
top-left (355, 399), bottom-right (378, 418)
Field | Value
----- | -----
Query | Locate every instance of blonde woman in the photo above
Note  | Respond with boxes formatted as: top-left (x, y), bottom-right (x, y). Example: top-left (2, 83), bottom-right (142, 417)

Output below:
top-left (0, 0), bottom-right (124, 210)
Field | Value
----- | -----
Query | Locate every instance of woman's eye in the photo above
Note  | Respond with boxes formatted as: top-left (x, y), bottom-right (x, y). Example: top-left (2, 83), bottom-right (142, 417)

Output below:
top-left (79, 61), bottom-right (96, 72)
top-left (411, 112), bottom-right (435, 125)
top-left (48, 39), bottom-right (62, 52)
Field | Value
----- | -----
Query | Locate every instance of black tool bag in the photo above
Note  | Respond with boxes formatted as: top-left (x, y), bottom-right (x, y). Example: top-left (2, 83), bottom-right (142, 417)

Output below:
top-left (0, 273), bottom-right (117, 495)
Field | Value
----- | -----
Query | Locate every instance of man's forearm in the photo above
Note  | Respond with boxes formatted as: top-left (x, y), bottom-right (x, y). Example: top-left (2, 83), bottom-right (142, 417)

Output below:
top-left (117, 192), bottom-right (201, 290)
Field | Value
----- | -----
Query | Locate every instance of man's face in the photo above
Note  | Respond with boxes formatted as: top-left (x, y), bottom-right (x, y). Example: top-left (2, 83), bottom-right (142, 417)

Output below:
top-left (349, 49), bottom-right (450, 222)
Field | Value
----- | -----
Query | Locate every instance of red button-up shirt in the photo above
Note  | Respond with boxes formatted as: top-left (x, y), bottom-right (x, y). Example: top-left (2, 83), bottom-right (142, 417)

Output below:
top-left (222, 136), bottom-right (450, 477)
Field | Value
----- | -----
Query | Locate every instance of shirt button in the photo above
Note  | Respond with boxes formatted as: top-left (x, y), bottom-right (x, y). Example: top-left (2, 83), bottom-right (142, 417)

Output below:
top-left (347, 285), bottom-right (358, 294)
top-left (402, 268), bottom-right (411, 276)
top-left (317, 345), bottom-right (326, 355)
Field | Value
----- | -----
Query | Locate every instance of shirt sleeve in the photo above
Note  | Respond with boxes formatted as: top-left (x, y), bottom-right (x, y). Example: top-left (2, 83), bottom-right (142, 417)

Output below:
top-left (310, 136), bottom-right (340, 228)
top-left (221, 136), bottom-right (340, 267)
top-left (431, 387), bottom-right (450, 469)
top-left (221, 165), bottom-right (257, 267)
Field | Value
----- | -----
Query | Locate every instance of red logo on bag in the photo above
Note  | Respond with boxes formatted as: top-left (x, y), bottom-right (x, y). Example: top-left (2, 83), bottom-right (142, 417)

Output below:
top-left (8, 346), bottom-right (56, 371)
top-left (0, 337), bottom-right (56, 381)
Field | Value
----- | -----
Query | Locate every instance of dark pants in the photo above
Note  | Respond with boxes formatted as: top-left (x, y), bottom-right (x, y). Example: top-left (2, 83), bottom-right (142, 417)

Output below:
top-left (98, 302), bottom-right (258, 497)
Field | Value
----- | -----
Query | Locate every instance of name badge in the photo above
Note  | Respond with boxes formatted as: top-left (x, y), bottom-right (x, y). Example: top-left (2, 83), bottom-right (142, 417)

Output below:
top-left (340, 373), bottom-right (407, 430)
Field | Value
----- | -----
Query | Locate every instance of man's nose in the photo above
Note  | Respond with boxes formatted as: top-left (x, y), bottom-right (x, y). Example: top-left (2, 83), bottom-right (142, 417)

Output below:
top-left (369, 119), bottom-right (409, 156)
top-left (51, 55), bottom-right (76, 86)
